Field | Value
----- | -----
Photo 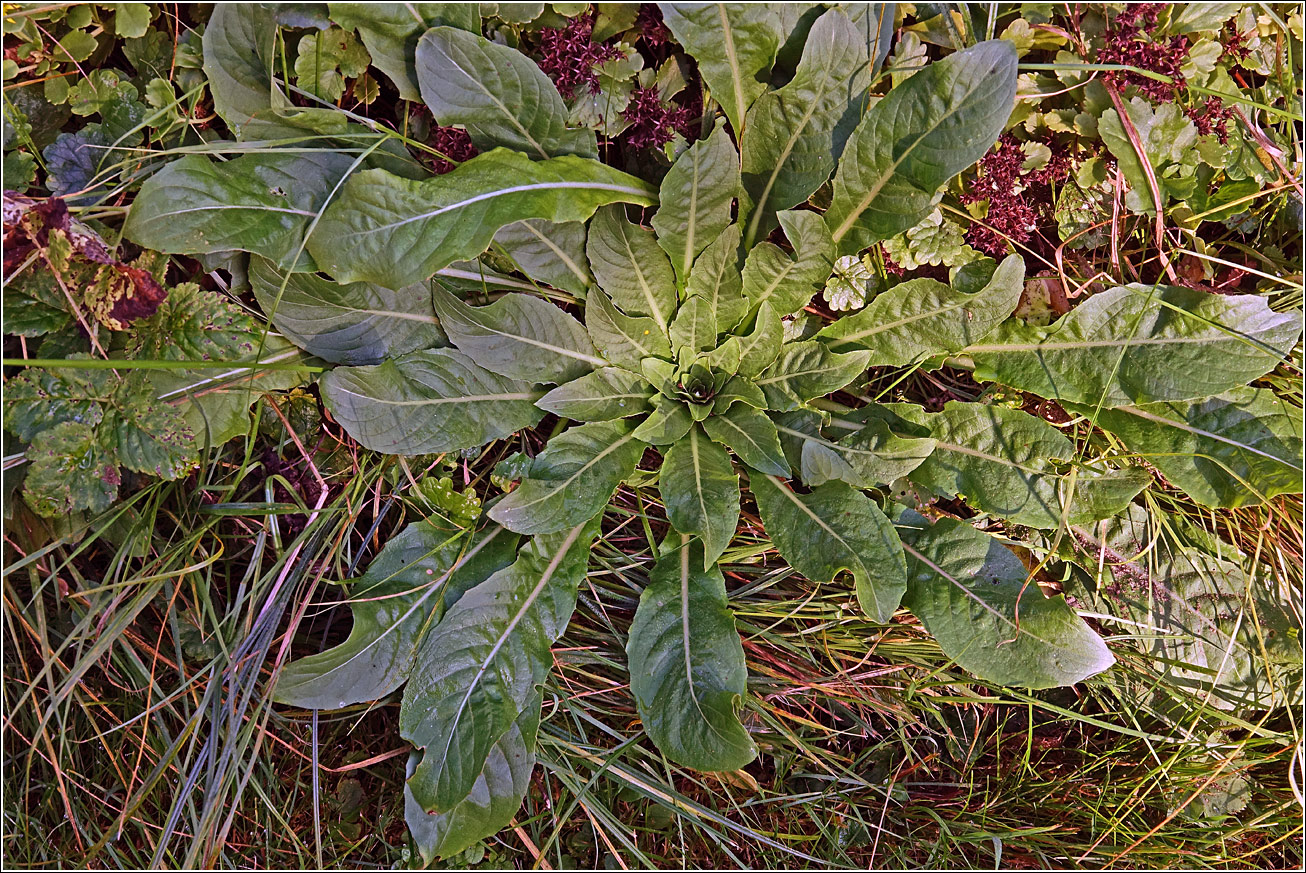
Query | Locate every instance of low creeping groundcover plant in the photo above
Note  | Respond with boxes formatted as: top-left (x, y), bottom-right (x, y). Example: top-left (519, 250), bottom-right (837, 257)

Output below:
top-left (95, 3), bottom-right (1304, 861)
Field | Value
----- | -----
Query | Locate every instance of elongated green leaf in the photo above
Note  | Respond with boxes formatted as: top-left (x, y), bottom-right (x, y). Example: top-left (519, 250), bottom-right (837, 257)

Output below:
top-left (734, 302), bottom-right (784, 377)
top-left (275, 523), bottom-right (519, 710)
top-left (750, 474), bottom-right (905, 622)
top-left (741, 210), bottom-right (835, 317)
top-left (417, 26), bottom-right (597, 159)
top-left (249, 256), bottom-right (445, 365)
top-left (781, 404), bottom-right (937, 488)
top-left (660, 3), bottom-right (783, 135)
top-left (627, 535), bottom-right (756, 771)
top-left (1067, 505), bottom-right (1298, 711)
top-left (632, 397), bottom-right (694, 445)
top-left (123, 152), bottom-right (356, 272)
top-left (908, 402), bottom-right (1147, 528)
top-left (489, 420), bottom-right (645, 534)
top-left (756, 341), bottom-right (869, 411)
top-left (899, 512), bottom-right (1114, 689)
top-left (817, 254), bottom-right (1024, 361)
top-left (319, 348), bottom-right (544, 455)
top-left (405, 698), bottom-right (539, 863)
top-left (825, 40), bottom-right (1018, 254)
top-left (652, 125), bottom-right (739, 282)
top-left (202, 4), bottom-right (272, 131)
top-left (739, 8), bottom-right (872, 248)
top-left (702, 405), bottom-right (789, 477)
top-left (712, 377), bottom-right (767, 413)
top-left (401, 519), bottom-right (597, 812)
top-left (670, 295), bottom-right (719, 357)
top-left (1085, 388), bottom-right (1304, 509)
top-left (492, 219), bottom-right (592, 295)
top-left (431, 287), bottom-right (602, 384)
top-left (684, 225), bottom-right (747, 334)
top-left (331, 4), bottom-right (480, 101)
top-left (584, 288), bottom-right (672, 370)
top-left (537, 367), bottom-right (654, 421)
top-left (968, 285), bottom-right (1304, 407)
top-left (586, 206), bottom-right (678, 334)
top-left (309, 150), bottom-right (656, 289)
top-left (661, 426), bottom-right (739, 569)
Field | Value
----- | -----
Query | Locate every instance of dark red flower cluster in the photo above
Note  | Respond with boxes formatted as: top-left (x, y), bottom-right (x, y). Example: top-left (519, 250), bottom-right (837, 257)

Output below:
top-left (960, 134), bottom-right (1075, 257)
top-left (1220, 19), bottom-right (1252, 60)
top-left (635, 4), bottom-right (673, 47)
top-left (621, 86), bottom-right (690, 150)
top-left (1096, 3), bottom-right (1189, 102)
top-left (430, 125), bottom-right (477, 174)
top-left (536, 12), bottom-right (623, 99)
top-left (1186, 96), bottom-right (1235, 144)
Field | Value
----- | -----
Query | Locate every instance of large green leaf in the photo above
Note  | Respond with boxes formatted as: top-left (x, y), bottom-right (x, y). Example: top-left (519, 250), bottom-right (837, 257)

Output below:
top-left (492, 219), bottom-right (592, 296)
top-left (627, 535), bottom-right (756, 771)
top-left (907, 402), bottom-right (1148, 528)
top-left (660, 425), bottom-right (739, 569)
top-left (309, 150), bottom-right (656, 289)
top-left (202, 4), bottom-right (274, 132)
top-left (330, 4), bottom-right (480, 101)
top-left (734, 302), bottom-right (784, 377)
top-left (632, 397), bottom-right (694, 445)
top-left (825, 40), bottom-right (1018, 254)
top-left (405, 699), bottom-right (539, 863)
top-left (739, 8), bottom-right (872, 248)
top-left (536, 367), bottom-right (654, 421)
top-left (401, 519), bottom-right (597, 812)
top-left (702, 405), bottom-right (789, 477)
top-left (123, 152), bottom-right (356, 272)
top-left (755, 341), bottom-right (869, 411)
top-left (488, 420), bottom-right (645, 534)
top-left (669, 295), bottom-right (719, 357)
top-left (319, 348), bottom-right (544, 455)
top-left (741, 210), bottom-right (835, 317)
top-left (684, 225), bottom-right (747, 335)
top-left (750, 473), bottom-right (905, 622)
top-left (583, 287), bottom-right (672, 370)
top-left (585, 206), bottom-right (678, 335)
top-left (275, 523), bottom-right (519, 710)
top-left (968, 286), bottom-right (1304, 407)
top-left (1066, 505), bottom-right (1299, 711)
top-left (899, 513), bottom-right (1115, 689)
top-left (817, 254), bottom-right (1024, 362)
top-left (651, 124), bottom-right (740, 283)
top-left (431, 287), bottom-right (602, 384)
top-left (778, 405), bottom-right (937, 488)
top-left (1085, 388), bottom-right (1303, 509)
top-left (249, 256), bottom-right (445, 365)
top-left (416, 26), bottom-right (597, 159)
top-left (659, 3), bottom-right (783, 136)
